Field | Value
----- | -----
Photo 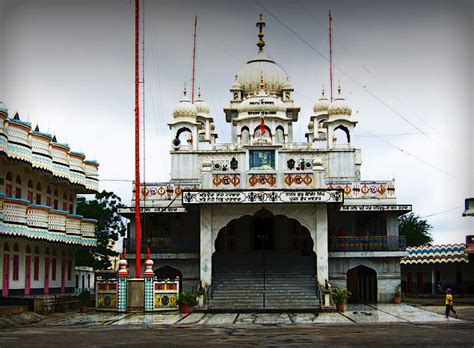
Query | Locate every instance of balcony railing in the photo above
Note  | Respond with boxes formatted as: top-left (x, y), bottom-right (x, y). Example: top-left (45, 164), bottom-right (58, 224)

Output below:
top-left (329, 235), bottom-right (406, 252)
top-left (124, 238), bottom-right (199, 254)
top-left (0, 193), bottom-right (96, 245)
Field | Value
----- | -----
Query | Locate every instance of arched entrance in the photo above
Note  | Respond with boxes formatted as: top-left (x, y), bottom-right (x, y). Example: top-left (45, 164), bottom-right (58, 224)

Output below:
top-left (211, 209), bottom-right (319, 310)
top-left (347, 265), bottom-right (378, 303)
top-left (154, 266), bottom-right (183, 292)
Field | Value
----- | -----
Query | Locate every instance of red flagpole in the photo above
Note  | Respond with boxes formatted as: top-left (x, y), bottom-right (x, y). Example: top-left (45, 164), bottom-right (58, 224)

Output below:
top-left (329, 9), bottom-right (334, 102)
top-left (134, 0), bottom-right (142, 278)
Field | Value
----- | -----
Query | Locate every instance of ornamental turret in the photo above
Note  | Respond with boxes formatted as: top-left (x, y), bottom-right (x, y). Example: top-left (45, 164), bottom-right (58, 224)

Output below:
top-left (324, 84), bottom-right (357, 149)
top-left (168, 85), bottom-right (198, 151)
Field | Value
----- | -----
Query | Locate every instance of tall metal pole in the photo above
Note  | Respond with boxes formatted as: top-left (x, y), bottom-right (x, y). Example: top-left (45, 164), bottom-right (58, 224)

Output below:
top-left (134, 0), bottom-right (142, 278)
top-left (329, 9), bottom-right (333, 102)
top-left (191, 15), bottom-right (198, 103)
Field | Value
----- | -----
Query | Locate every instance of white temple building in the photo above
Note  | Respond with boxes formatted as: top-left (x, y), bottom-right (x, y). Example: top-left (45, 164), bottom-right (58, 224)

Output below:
top-left (119, 15), bottom-right (411, 310)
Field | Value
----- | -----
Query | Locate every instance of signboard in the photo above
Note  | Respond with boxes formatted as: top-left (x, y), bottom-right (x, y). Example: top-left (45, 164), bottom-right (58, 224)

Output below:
top-left (340, 205), bottom-right (412, 212)
top-left (96, 281), bottom-right (118, 311)
top-left (182, 189), bottom-right (343, 205)
top-left (118, 206), bottom-right (187, 214)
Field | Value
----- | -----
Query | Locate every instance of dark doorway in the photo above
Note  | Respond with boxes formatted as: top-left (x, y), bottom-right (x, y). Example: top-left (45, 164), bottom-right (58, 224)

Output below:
top-left (253, 217), bottom-right (273, 251)
top-left (347, 265), bottom-right (377, 303)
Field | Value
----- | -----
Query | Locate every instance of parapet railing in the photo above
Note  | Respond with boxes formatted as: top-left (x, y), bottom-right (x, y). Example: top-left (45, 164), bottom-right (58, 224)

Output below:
top-left (329, 235), bottom-right (406, 252)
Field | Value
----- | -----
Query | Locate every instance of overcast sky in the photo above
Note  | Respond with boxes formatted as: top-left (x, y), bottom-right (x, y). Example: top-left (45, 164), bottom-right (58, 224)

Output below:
top-left (0, 0), bottom-right (472, 244)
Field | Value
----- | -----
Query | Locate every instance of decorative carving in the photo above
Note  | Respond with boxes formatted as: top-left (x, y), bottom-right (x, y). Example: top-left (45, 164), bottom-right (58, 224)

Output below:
top-left (230, 157), bottom-right (238, 170)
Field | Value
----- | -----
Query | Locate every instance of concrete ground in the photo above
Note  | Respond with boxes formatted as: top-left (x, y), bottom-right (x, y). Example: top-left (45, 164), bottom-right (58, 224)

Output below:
top-left (0, 304), bottom-right (472, 347)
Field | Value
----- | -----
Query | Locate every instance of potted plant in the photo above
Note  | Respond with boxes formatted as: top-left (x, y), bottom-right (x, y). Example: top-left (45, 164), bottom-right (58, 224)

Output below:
top-left (393, 285), bottom-right (402, 304)
top-left (78, 289), bottom-right (91, 313)
top-left (331, 286), bottom-right (351, 312)
top-left (176, 291), bottom-right (197, 314)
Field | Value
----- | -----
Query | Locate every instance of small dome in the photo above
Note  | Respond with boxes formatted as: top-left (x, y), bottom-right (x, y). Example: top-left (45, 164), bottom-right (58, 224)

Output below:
top-left (308, 120), bottom-right (314, 130)
top-left (173, 86), bottom-right (197, 119)
top-left (313, 88), bottom-right (330, 114)
top-left (210, 122), bottom-right (216, 131)
top-left (194, 88), bottom-right (210, 115)
top-left (231, 75), bottom-right (242, 90)
top-left (327, 86), bottom-right (352, 117)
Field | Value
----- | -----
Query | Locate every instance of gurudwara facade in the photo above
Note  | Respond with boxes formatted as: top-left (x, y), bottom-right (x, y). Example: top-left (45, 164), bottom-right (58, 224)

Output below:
top-left (0, 106), bottom-right (98, 298)
top-left (120, 16), bottom-right (411, 310)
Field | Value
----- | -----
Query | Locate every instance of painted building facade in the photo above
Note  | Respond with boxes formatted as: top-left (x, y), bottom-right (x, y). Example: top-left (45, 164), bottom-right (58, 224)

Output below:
top-left (119, 16), bottom-right (411, 308)
top-left (0, 106), bottom-right (98, 296)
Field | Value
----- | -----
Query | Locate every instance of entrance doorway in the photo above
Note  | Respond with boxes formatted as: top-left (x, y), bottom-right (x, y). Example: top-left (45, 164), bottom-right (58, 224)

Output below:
top-left (253, 216), bottom-right (273, 251)
top-left (347, 265), bottom-right (377, 303)
top-left (211, 210), bottom-right (319, 310)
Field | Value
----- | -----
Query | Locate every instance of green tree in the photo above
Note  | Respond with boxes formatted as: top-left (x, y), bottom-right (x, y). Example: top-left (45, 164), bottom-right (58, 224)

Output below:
top-left (76, 191), bottom-right (126, 270)
top-left (398, 212), bottom-right (433, 247)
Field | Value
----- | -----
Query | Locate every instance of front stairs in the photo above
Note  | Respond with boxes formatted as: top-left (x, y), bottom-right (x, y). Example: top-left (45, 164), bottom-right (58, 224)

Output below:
top-left (209, 253), bottom-right (321, 311)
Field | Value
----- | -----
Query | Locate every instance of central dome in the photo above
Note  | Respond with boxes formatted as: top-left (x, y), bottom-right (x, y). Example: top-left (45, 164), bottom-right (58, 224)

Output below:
top-left (237, 51), bottom-right (289, 95)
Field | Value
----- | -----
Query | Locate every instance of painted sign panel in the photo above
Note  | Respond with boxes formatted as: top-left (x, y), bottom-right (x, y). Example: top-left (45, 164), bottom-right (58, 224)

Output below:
top-left (182, 189), bottom-right (343, 205)
top-left (340, 205), bottom-right (412, 212)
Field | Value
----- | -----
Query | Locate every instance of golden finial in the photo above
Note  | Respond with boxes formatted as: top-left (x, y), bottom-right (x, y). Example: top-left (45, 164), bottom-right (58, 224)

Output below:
top-left (259, 70), bottom-right (265, 91)
top-left (256, 14), bottom-right (266, 51)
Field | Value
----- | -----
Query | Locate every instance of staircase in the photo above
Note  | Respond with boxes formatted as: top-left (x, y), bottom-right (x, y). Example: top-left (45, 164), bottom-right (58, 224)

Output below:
top-left (209, 253), bottom-right (321, 311)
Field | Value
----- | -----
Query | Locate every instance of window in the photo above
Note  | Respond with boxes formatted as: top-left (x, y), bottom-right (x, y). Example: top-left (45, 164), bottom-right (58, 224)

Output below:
top-left (249, 150), bottom-right (275, 170)
top-left (46, 186), bottom-right (52, 207)
top-left (5, 172), bottom-right (13, 197)
top-left (15, 175), bottom-right (22, 199)
top-left (53, 189), bottom-right (59, 209)
top-left (33, 256), bottom-right (40, 281)
top-left (35, 183), bottom-right (42, 205)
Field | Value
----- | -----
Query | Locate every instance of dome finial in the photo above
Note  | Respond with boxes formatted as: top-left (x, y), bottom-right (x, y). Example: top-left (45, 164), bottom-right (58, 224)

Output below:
top-left (197, 87), bottom-right (201, 99)
top-left (322, 85), bottom-right (325, 97)
top-left (337, 81), bottom-right (341, 95)
top-left (256, 14), bottom-right (266, 51)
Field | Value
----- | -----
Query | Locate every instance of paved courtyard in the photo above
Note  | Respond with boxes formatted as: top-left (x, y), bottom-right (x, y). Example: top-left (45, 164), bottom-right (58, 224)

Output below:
top-left (33, 303), bottom-right (460, 327)
top-left (1, 304), bottom-right (473, 347)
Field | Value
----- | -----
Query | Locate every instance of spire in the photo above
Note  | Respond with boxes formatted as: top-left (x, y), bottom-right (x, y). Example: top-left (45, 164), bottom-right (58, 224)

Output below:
top-left (256, 14), bottom-right (266, 51)
top-left (259, 70), bottom-right (265, 91)
top-left (197, 87), bottom-right (202, 99)
top-left (183, 82), bottom-right (187, 97)
top-left (322, 85), bottom-right (325, 97)
top-left (337, 82), bottom-right (342, 95)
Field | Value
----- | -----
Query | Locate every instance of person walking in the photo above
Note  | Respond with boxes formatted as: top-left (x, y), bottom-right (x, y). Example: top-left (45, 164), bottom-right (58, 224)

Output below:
top-left (445, 288), bottom-right (458, 319)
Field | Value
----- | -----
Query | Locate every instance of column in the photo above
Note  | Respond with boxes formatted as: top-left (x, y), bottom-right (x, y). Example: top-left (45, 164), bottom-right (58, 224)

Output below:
top-left (316, 204), bottom-right (329, 284)
top-left (200, 206), bottom-right (212, 289)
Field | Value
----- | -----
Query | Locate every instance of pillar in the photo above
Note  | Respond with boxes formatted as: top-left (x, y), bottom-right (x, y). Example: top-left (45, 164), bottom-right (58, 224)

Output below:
top-left (316, 205), bottom-right (329, 284)
top-left (200, 206), bottom-right (213, 289)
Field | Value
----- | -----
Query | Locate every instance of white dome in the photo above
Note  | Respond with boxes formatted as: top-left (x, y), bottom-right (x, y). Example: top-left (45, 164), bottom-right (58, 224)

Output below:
top-left (173, 87), bottom-right (197, 119)
top-left (194, 89), bottom-right (210, 115)
top-left (313, 89), bottom-right (330, 114)
top-left (327, 87), bottom-right (352, 117)
top-left (236, 51), bottom-right (289, 95)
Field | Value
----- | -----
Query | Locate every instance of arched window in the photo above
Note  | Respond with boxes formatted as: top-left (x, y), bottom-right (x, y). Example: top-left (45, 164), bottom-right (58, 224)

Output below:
top-left (12, 243), bottom-right (19, 281)
top-left (253, 125), bottom-right (272, 139)
top-left (26, 245), bottom-right (31, 254)
top-left (275, 126), bottom-right (284, 144)
top-left (35, 183), bottom-right (42, 205)
top-left (46, 186), bottom-right (52, 207)
top-left (15, 175), bottom-right (22, 199)
top-left (5, 172), bottom-right (13, 197)
top-left (176, 127), bottom-right (193, 148)
top-left (333, 125), bottom-right (350, 147)
top-left (241, 126), bottom-right (250, 145)
top-left (3, 242), bottom-right (9, 252)
top-left (27, 180), bottom-right (34, 202)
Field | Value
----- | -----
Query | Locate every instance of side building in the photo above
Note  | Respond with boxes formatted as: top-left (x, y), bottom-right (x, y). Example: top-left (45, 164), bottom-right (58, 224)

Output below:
top-left (0, 104), bottom-right (98, 296)
top-left (119, 15), bottom-right (411, 309)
